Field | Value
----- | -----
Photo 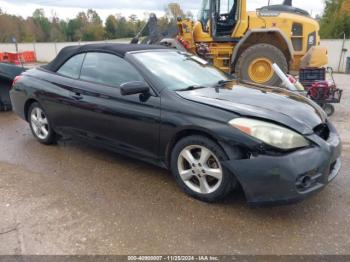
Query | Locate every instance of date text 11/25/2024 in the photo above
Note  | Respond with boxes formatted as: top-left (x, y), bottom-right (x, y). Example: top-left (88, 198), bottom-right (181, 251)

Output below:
top-left (128, 256), bottom-right (220, 261)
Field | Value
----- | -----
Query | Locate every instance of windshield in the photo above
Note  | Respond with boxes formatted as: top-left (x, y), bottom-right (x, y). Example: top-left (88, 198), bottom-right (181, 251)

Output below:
top-left (198, 0), bottom-right (210, 26)
top-left (132, 51), bottom-right (231, 91)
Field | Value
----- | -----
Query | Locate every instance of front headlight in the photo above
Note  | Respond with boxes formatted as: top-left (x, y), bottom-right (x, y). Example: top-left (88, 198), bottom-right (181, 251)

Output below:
top-left (229, 118), bottom-right (310, 150)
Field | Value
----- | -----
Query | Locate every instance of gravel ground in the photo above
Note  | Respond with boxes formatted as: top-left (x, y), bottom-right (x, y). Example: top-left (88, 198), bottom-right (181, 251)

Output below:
top-left (0, 74), bottom-right (349, 255)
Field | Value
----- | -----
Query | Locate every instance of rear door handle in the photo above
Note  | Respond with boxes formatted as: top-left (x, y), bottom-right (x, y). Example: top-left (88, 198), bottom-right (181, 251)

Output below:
top-left (71, 93), bottom-right (83, 101)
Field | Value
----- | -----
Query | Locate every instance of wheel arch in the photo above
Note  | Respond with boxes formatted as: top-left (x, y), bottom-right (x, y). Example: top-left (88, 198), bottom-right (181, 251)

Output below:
top-left (165, 128), bottom-right (228, 168)
top-left (165, 128), bottom-right (248, 200)
top-left (24, 98), bottom-right (38, 122)
top-left (231, 29), bottom-right (294, 70)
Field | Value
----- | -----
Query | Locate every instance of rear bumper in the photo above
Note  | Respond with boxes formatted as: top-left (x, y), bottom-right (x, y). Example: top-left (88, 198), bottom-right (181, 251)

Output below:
top-left (222, 127), bottom-right (342, 207)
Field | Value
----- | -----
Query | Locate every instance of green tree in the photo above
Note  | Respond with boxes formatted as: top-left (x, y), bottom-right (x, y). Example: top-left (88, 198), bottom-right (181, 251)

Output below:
top-left (68, 10), bottom-right (105, 41)
top-left (82, 24), bottom-right (105, 41)
top-left (0, 14), bottom-right (21, 42)
top-left (87, 9), bottom-right (102, 25)
top-left (320, 0), bottom-right (350, 38)
top-left (0, 8), bottom-right (171, 43)
top-left (129, 14), bottom-right (138, 23)
top-left (50, 16), bottom-right (65, 41)
top-left (157, 16), bottom-right (172, 33)
top-left (115, 16), bottom-right (129, 37)
top-left (32, 9), bottom-right (51, 41)
top-left (105, 15), bottom-right (118, 39)
top-left (66, 18), bottom-right (81, 41)
top-left (127, 14), bottom-right (143, 37)
top-left (58, 20), bottom-right (69, 41)
top-left (22, 17), bottom-right (37, 42)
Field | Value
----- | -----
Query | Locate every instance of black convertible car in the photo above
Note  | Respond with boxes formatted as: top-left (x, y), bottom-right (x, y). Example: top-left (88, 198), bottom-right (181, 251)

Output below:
top-left (10, 44), bottom-right (342, 206)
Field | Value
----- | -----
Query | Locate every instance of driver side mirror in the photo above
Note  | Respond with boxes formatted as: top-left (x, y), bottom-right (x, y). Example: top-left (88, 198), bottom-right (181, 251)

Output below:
top-left (120, 81), bottom-right (150, 96)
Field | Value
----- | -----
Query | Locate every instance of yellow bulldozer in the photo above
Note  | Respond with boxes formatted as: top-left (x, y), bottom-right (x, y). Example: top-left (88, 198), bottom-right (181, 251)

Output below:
top-left (132, 0), bottom-right (328, 86)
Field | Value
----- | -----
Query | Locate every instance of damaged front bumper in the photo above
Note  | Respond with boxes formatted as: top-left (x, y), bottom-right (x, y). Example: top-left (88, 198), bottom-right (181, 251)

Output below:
top-left (222, 123), bottom-right (342, 207)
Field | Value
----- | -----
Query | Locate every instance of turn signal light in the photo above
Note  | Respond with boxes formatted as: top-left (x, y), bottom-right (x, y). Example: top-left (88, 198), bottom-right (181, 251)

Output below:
top-left (231, 123), bottom-right (252, 135)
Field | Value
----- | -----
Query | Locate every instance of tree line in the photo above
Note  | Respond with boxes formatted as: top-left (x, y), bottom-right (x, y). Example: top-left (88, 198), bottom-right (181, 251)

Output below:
top-left (319, 0), bottom-right (350, 39)
top-left (0, 3), bottom-right (190, 43)
top-left (2, 1), bottom-right (350, 42)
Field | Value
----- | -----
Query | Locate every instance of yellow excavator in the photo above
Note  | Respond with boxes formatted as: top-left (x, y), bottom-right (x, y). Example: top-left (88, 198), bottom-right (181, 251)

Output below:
top-left (134, 0), bottom-right (328, 86)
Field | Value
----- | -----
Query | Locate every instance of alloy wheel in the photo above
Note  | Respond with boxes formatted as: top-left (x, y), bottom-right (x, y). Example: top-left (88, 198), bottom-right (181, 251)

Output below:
top-left (177, 145), bottom-right (223, 194)
top-left (30, 107), bottom-right (49, 140)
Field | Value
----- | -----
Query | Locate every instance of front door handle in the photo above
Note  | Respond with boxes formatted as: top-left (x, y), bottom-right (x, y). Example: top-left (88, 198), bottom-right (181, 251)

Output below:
top-left (71, 93), bottom-right (83, 101)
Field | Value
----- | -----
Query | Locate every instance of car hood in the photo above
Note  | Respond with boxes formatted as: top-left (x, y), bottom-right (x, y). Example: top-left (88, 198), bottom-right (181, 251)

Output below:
top-left (177, 83), bottom-right (327, 135)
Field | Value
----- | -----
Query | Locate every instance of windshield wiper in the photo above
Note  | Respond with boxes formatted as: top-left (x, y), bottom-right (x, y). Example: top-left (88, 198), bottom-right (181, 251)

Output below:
top-left (213, 79), bottom-right (236, 93)
top-left (176, 81), bottom-right (233, 92)
top-left (217, 80), bottom-right (234, 86)
top-left (176, 85), bottom-right (207, 92)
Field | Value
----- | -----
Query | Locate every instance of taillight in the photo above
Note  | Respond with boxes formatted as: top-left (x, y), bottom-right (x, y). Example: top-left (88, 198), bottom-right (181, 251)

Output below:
top-left (12, 75), bottom-right (22, 87)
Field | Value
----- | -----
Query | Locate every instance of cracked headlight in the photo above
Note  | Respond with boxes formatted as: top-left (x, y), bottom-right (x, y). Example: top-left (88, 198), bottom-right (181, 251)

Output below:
top-left (229, 118), bottom-right (310, 150)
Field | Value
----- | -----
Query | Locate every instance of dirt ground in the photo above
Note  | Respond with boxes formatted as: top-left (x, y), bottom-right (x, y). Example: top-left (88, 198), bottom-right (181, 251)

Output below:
top-left (0, 74), bottom-right (349, 255)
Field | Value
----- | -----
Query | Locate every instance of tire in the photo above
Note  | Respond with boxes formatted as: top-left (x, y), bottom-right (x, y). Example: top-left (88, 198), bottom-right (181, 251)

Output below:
top-left (322, 103), bottom-right (335, 117)
top-left (235, 43), bottom-right (288, 86)
top-left (170, 135), bottom-right (238, 203)
top-left (28, 102), bottom-right (57, 145)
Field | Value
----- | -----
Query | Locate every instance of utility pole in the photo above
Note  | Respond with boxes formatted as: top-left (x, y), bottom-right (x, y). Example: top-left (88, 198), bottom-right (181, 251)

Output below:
top-left (338, 32), bottom-right (347, 72)
top-left (12, 36), bottom-right (23, 68)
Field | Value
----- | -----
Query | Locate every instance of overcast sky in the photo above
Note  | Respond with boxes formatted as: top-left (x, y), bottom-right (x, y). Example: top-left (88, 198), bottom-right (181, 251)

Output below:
top-left (0, 0), bottom-right (325, 21)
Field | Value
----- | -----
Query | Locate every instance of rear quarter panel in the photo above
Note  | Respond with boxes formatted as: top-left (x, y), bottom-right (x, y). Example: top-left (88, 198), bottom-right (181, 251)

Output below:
top-left (10, 68), bottom-right (71, 129)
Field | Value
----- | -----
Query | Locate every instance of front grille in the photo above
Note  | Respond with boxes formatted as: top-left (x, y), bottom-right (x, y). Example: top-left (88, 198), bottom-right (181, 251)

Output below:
top-left (314, 123), bottom-right (330, 141)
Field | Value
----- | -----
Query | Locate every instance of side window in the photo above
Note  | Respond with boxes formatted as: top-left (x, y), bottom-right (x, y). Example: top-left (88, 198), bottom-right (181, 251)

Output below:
top-left (80, 52), bottom-right (143, 87)
top-left (220, 0), bottom-right (230, 14)
top-left (57, 53), bottom-right (85, 79)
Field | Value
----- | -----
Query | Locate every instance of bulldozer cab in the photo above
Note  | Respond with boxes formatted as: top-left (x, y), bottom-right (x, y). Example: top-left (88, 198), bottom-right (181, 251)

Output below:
top-left (198, 0), bottom-right (239, 38)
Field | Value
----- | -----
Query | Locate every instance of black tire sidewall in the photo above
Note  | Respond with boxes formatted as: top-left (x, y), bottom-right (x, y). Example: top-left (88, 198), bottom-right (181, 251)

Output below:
top-left (28, 102), bottom-right (56, 145)
top-left (323, 104), bottom-right (335, 117)
top-left (235, 43), bottom-right (288, 86)
top-left (170, 135), bottom-right (237, 202)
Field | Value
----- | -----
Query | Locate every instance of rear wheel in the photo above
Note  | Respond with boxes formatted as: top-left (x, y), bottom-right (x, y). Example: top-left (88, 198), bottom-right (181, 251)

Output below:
top-left (170, 135), bottom-right (237, 202)
top-left (28, 102), bottom-right (57, 145)
top-left (235, 43), bottom-right (288, 86)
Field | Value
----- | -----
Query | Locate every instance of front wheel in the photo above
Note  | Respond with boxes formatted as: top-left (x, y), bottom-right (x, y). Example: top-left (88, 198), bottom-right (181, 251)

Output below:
top-left (170, 136), bottom-right (237, 202)
top-left (28, 102), bottom-right (57, 145)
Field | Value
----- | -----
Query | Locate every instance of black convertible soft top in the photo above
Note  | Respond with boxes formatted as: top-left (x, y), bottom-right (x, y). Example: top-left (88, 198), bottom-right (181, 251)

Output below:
top-left (43, 43), bottom-right (169, 72)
